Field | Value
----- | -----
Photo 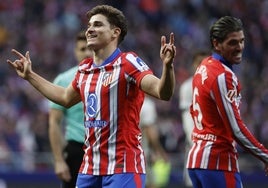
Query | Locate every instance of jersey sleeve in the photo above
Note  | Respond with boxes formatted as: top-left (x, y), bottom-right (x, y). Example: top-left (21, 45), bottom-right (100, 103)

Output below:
top-left (124, 52), bottom-right (153, 88)
top-left (212, 70), bottom-right (268, 163)
top-left (71, 71), bottom-right (81, 93)
top-left (71, 58), bottom-right (92, 93)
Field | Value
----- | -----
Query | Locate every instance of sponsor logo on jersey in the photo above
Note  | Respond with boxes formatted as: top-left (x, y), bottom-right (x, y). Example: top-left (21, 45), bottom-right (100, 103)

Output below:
top-left (86, 93), bottom-right (97, 118)
top-left (192, 132), bottom-right (217, 142)
top-left (85, 93), bottom-right (108, 128)
top-left (85, 120), bottom-right (107, 128)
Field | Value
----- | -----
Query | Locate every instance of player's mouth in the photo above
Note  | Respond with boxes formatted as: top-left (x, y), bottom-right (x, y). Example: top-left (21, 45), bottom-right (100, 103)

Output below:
top-left (233, 53), bottom-right (242, 62)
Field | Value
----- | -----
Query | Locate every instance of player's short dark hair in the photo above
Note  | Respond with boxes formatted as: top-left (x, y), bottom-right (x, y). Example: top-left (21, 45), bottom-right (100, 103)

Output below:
top-left (86, 5), bottom-right (127, 45)
top-left (210, 16), bottom-right (243, 48)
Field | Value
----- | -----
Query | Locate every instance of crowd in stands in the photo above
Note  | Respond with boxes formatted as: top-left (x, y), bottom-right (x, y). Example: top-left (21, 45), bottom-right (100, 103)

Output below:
top-left (0, 0), bottom-right (268, 174)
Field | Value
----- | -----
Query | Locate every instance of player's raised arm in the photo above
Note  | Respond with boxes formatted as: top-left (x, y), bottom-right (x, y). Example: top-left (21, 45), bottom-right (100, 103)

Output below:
top-left (7, 49), bottom-right (32, 79)
top-left (141, 32), bottom-right (176, 101)
top-left (160, 32), bottom-right (176, 67)
top-left (7, 49), bottom-right (80, 108)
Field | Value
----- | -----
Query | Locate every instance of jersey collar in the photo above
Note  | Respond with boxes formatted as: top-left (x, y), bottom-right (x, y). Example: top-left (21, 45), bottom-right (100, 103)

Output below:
top-left (93, 48), bottom-right (121, 67)
top-left (212, 52), bottom-right (233, 70)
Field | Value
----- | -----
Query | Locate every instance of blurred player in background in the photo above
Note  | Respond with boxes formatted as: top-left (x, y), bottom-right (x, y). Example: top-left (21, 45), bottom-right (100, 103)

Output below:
top-left (48, 31), bottom-right (92, 188)
top-left (140, 95), bottom-right (170, 188)
top-left (187, 16), bottom-right (268, 188)
top-left (7, 5), bottom-right (176, 187)
top-left (179, 51), bottom-right (208, 187)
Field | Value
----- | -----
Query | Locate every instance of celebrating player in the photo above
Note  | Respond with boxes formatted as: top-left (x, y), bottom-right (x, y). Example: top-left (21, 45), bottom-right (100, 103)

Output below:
top-left (7, 5), bottom-right (176, 188)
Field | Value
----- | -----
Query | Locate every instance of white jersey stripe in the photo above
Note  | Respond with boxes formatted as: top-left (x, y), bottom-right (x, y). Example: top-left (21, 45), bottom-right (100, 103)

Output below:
top-left (92, 68), bottom-right (107, 175)
top-left (107, 58), bottom-right (121, 174)
top-left (138, 144), bottom-right (146, 173)
top-left (200, 141), bottom-right (212, 168)
top-left (192, 140), bottom-right (201, 168)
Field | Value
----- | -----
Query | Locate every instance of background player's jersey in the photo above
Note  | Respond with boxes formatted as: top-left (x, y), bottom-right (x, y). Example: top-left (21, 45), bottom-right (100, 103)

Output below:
top-left (139, 97), bottom-right (157, 158)
top-left (187, 54), bottom-right (268, 172)
top-left (72, 48), bottom-right (153, 175)
top-left (49, 66), bottom-right (85, 143)
top-left (179, 76), bottom-right (194, 145)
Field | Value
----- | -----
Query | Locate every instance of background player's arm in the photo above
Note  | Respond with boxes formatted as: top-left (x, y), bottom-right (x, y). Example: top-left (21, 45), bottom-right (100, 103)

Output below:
top-left (49, 108), bottom-right (71, 182)
top-left (143, 125), bottom-right (168, 161)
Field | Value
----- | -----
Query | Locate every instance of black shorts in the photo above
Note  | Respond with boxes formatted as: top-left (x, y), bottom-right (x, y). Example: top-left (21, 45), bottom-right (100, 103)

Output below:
top-left (62, 141), bottom-right (84, 188)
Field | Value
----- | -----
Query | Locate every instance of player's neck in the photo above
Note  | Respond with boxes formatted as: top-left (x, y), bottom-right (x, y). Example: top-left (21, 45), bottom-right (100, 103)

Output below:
top-left (93, 45), bottom-right (118, 66)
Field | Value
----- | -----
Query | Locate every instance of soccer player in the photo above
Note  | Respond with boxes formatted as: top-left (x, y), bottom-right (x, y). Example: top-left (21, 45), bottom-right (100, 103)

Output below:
top-left (186, 16), bottom-right (268, 188)
top-left (179, 51), bottom-right (208, 187)
top-left (48, 31), bottom-right (92, 188)
top-left (7, 5), bottom-right (176, 188)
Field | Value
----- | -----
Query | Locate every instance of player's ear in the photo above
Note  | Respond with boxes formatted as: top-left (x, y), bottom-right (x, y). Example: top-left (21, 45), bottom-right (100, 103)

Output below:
top-left (112, 27), bottom-right (121, 39)
top-left (213, 39), bottom-right (220, 51)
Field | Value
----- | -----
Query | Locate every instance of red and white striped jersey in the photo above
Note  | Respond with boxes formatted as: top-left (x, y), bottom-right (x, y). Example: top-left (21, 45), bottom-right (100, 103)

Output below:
top-left (72, 48), bottom-right (153, 175)
top-left (187, 53), bottom-right (268, 172)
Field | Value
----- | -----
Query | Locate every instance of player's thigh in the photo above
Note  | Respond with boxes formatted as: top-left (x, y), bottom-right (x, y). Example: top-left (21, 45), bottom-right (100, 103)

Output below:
top-left (103, 173), bottom-right (146, 188)
top-left (188, 169), bottom-right (242, 188)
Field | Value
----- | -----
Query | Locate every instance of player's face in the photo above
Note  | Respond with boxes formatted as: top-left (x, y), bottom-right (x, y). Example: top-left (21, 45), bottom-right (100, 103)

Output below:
top-left (85, 14), bottom-right (119, 50)
top-left (215, 30), bottom-right (245, 65)
top-left (75, 40), bottom-right (92, 62)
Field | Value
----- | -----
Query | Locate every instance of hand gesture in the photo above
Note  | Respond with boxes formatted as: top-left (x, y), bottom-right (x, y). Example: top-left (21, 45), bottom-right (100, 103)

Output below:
top-left (160, 32), bottom-right (176, 67)
top-left (7, 49), bottom-right (32, 79)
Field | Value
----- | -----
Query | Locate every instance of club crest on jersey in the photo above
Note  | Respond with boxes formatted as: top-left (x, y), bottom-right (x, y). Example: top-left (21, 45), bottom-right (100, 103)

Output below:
top-left (225, 89), bottom-right (238, 103)
top-left (102, 72), bottom-right (114, 87)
